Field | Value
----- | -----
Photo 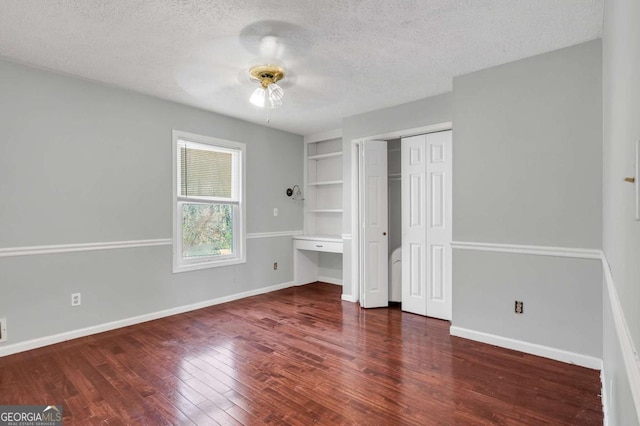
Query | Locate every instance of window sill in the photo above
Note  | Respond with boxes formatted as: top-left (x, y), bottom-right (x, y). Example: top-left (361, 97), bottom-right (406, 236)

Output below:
top-left (173, 257), bottom-right (246, 274)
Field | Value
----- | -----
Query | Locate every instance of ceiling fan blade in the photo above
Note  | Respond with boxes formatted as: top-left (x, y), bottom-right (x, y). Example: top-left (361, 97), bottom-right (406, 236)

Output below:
top-left (239, 20), bottom-right (315, 60)
top-left (175, 36), bottom-right (257, 97)
top-left (174, 23), bottom-right (336, 111)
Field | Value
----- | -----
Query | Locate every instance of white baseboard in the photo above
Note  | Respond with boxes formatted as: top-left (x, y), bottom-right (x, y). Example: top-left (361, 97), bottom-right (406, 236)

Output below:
top-left (341, 294), bottom-right (357, 303)
top-left (0, 280), bottom-right (296, 358)
top-left (318, 276), bottom-right (343, 286)
top-left (450, 326), bottom-right (602, 370)
top-left (601, 368), bottom-right (609, 426)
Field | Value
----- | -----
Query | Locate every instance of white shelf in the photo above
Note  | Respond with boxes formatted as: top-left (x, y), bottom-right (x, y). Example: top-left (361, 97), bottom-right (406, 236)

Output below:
top-left (307, 152), bottom-right (342, 160)
top-left (307, 209), bottom-right (343, 213)
top-left (293, 234), bottom-right (342, 243)
top-left (307, 180), bottom-right (343, 186)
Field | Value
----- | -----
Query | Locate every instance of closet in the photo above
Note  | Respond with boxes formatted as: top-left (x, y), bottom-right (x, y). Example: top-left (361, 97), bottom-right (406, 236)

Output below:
top-left (358, 129), bottom-right (452, 320)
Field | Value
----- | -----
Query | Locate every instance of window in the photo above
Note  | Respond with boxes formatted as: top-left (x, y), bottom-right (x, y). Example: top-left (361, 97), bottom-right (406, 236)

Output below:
top-left (172, 131), bottom-right (245, 272)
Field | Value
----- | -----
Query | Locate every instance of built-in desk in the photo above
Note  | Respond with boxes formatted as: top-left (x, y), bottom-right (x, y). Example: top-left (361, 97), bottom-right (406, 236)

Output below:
top-left (294, 234), bottom-right (343, 253)
top-left (293, 235), bottom-right (343, 284)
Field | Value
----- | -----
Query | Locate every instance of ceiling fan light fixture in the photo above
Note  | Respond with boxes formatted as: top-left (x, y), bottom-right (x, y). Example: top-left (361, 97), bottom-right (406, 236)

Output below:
top-left (267, 82), bottom-right (284, 101)
top-left (249, 65), bottom-right (285, 111)
top-left (268, 96), bottom-right (282, 109)
top-left (250, 87), bottom-right (265, 107)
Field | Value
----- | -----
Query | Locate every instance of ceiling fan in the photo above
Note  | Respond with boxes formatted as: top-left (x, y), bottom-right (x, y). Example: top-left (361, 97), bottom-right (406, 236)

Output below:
top-left (175, 20), bottom-right (340, 124)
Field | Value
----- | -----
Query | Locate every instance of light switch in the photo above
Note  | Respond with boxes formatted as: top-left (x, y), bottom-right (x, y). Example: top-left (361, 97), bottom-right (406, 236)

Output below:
top-left (273, 208), bottom-right (278, 217)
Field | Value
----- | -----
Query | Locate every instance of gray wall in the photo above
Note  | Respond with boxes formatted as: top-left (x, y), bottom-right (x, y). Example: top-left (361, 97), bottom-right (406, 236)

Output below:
top-left (453, 40), bottom-right (602, 248)
top-left (341, 94), bottom-right (453, 296)
top-left (317, 253), bottom-right (343, 282)
top-left (602, 0), bottom-right (640, 422)
top-left (452, 40), bottom-right (603, 358)
top-left (0, 58), bottom-right (303, 347)
top-left (454, 251), bottom-right (602, 356)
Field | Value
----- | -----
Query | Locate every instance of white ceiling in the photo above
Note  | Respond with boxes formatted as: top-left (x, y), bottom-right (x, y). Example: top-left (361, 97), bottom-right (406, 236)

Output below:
top-left (0, 0), bottom-right (603, 136)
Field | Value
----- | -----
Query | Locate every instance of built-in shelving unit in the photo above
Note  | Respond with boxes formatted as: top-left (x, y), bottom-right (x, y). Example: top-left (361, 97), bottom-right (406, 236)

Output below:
top-left (293, 129), bottom-right (344, 285)
top-left (303, 133), bottom-right (343, 238)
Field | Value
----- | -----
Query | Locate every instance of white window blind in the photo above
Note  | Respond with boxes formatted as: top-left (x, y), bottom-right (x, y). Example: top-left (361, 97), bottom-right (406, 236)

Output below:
top-left (177, 140), bottom-right (240, 202)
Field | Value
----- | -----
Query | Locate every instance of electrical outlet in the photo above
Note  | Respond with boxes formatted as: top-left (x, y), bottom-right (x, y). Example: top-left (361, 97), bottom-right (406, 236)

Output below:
top-left (0, 318), bottom-right (6, 343)
top-left (71, 293), bottom-right (81, 307)
top-left (515, 300), bottom-right (524, 314)
top-left (273, 262), bottom-right (278, 270)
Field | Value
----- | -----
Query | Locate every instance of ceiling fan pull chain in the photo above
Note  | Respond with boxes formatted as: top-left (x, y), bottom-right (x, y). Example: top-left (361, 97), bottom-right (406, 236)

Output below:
top-left (266, 94), bottom-right (270, 123)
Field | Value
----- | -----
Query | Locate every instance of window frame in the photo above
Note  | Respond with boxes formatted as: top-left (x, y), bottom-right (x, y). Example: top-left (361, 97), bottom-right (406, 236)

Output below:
top-left (172, 130), bottom-right (246, 273)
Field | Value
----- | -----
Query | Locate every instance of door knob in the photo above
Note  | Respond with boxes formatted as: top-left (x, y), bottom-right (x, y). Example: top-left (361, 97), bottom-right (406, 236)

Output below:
top-left (383, 232), bottom-right (387, 236)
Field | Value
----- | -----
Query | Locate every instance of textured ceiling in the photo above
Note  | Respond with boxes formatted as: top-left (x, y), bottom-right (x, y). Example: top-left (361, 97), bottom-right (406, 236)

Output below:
top-left (0, 0), bottom-right (603, 135)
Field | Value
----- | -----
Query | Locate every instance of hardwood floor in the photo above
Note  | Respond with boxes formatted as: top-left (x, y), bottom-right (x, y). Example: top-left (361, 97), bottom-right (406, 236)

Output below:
top-left (0, 282), bottom-right (602, 425)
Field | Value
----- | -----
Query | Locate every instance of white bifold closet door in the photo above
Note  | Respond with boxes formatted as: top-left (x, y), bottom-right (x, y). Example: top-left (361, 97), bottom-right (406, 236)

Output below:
top-left (401, 131), bottom-right (452, 320)
top-left (360, 140), bottom-right (389, 308)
